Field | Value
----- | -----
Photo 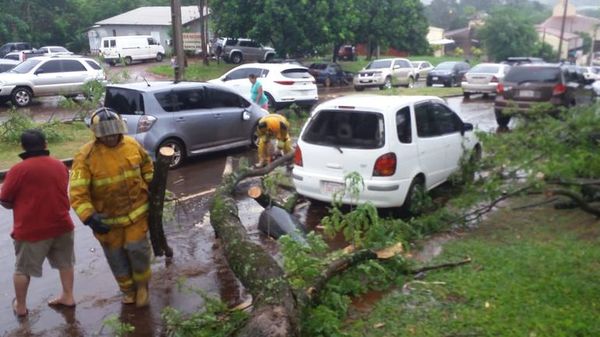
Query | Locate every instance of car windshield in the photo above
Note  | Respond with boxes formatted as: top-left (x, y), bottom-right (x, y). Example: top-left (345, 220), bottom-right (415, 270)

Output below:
top-left (9, 59), bottom-right (42, 74)
top-left (105, 88), bottom-right (145, 115)
top-left (435, 62), bottom-right (456, 70)
top-left (281, 68), bottom-right (312, 79)
top-left (302, 110), bottom-right (384, 149)
top-left (505, 67), bottom-right (561, 83)
top-left (469, 64), bottom-right (499, 73)
top-left (366, 60), bottom-right (392, 69)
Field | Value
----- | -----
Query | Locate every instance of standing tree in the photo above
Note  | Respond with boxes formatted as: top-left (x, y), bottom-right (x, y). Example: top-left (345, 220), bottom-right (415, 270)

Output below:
top-left (355, 0), bottom-right (429, 60)
top-left (478, 6), bottom-right (538, 61)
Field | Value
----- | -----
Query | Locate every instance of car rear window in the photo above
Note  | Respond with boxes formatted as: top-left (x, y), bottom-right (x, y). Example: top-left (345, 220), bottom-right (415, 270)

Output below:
top-left (302, 110), bottom-right (384, 149)
top-left (281, 68), bottom-right (312, 79)
top-left (85, 60), bottom-right (102, 70)
top-left (105, 88), bottom-right (145, 115)
top-left (469, 64), bottom-right (499, 73)
top-left (505, 67), bottom-right (560, 83)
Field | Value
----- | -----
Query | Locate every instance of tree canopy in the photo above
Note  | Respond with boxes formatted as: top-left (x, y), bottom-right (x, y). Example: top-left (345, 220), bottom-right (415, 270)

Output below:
top-left (478, 6), bottom-right (539, 61)
top-left (210, 0), bottom-right (430, 58)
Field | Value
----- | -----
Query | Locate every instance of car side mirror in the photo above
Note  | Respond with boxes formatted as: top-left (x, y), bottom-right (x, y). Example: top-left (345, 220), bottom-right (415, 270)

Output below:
top-left (222, 76), bottom-right (229, 81)
top-left (393, 65), bottom-right (400, 69)
top-left (241, 109), bottom-right (251, 120)
top-left (34, 69), bottom-right (45, 75)
top-left (462, 122), bottom-right (474, 135)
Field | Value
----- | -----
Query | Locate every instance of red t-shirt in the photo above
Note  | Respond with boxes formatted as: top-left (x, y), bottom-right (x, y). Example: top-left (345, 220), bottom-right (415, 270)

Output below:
top-left (0, 155), bottom-right (74, 241)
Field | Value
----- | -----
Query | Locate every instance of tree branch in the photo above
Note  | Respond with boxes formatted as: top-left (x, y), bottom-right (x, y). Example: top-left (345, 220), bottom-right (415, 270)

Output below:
top-left (410, 257), bottom-right (472, 275)
top-left (546, 188), bottom-right (600, 217)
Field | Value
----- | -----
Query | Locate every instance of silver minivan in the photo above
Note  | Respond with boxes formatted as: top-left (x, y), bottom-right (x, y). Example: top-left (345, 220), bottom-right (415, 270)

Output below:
top-left (104, 81), bottom-right (268, 168)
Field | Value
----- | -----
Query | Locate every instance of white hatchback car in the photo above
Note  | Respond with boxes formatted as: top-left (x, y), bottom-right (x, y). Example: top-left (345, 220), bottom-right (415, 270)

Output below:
top-left (210, 63), bottom-right (318, 110)
top-left (293, 95), bottom-right (480, 210)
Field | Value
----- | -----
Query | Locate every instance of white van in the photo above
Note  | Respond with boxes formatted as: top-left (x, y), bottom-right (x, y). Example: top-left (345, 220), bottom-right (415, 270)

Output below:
top-left (100, 36), bottom-right (165, 66)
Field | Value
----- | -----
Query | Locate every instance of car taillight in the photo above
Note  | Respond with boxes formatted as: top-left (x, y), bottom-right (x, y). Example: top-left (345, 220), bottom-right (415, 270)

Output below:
top-left (496, 83), bottom-right (504, 94)
top-left (294, 146), bottom-right (303, 166)
top-left (373, 152), bottom-right (396, 176)
top-left (490, 76), bottom-right (498, 83)
top-left (274, 80), bottom-right (295, 85)
top-left (137, 115), bottom-right (157, 133)
top-left (552, 83), bottom-right (566, 95)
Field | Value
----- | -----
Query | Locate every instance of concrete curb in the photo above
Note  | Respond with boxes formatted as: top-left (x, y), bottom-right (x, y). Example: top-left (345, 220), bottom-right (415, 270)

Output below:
top-left (0, 158), bottom-right (73, 182)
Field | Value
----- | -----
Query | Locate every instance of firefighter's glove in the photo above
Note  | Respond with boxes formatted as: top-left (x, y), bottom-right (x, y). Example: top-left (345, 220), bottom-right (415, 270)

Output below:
top-left (84, 213), bottom-right (110, 234)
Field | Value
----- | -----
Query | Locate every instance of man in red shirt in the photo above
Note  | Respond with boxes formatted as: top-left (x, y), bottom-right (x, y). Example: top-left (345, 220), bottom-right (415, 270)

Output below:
top-left (0, 130), bottom-right (75, 318)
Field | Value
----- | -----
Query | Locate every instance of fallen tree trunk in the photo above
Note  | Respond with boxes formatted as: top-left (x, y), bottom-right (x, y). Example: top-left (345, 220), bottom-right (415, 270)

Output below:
top-left (210, 153), bottom-right (300, 337)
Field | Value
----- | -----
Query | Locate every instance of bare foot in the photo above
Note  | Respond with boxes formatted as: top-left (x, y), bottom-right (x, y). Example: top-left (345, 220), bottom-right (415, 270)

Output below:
top-left (12, 298), bottom-right (28, 317)
top-left (48, 297), bottom-right (76, 308)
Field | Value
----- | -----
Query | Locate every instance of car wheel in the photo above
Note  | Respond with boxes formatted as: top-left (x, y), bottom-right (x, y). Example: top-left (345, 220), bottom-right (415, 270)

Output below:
top-left (463, 92), bottom-right (471, 99)
top-left (159, 139), bottom-right (186, 169)
top-left (265, 92), bottom-right (276, 111)
top-left (265, 54), bottom-right (274, 63)
top-left (231, 53), bottom-right (242, 64)
top-left (156, 53), bottom-right (164, 62)
top-left (108, 60), bottom-right (116, 66)
top-left (380, 77), bottom-right (392, 90)
top-left (494, 109), bottom-right (510, 128)
top-left (124, 56), bottom-right (133, 66)
top-left (446, 77), bottom-right (455, 87)
top-left (250, 123), bottom-right (260, 148)
top-left (406, 77), bottom-right (415, 88)
top-left (354, 86), bottom-right (364, 92)
top-left (415, 74), bottom-right (420, 81)
top-left (324, 77), bottom-right (332, 87)
top-left (402, 176), bottom-right (426, 215)
top-left (11, 87), bottom-right (32, 107)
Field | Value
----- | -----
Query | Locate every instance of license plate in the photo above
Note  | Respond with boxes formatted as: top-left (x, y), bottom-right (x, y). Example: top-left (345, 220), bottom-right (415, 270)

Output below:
top-left (321, 181), bottom-right (345, 195)
top-left (432, 76), bottom-right (438, 80)
top-left (360, 80), bottom-right (371, 83)
top-left (519, 90), bottom-right (535, 98)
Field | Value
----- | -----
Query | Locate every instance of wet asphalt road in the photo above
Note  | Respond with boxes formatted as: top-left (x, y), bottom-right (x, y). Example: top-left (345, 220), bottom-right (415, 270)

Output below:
top-left (0, 64), bottom-right (498, 336)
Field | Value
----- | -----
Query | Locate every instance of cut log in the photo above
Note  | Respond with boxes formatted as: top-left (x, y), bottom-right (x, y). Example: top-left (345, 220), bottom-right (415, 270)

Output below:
top-left (148, 146), bottom-right (174, 258)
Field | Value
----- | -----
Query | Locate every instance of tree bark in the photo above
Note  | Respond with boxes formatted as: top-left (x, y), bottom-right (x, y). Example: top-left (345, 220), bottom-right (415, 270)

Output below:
top-left (148, 147), bottom-right (174, 258)
top-left (210, 153), bottom-right (300, 337)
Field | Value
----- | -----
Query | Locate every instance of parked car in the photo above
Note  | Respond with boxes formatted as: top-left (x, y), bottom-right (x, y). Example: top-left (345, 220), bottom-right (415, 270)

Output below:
top-left (38, 46), bottom-right (73, 56)
top-left (494, 63), bottom-right (596, 127)
top-left (0, 59), bottom-right (20, 73)
top-left (292, 95), bottom-right (480, 210)
top-left (353, 58), bottom-right (416, 91)
top-left (210, 63), bottom-right (318, 110)
top-left (461, 63), bottom-right (511, 98)
top-left (581, 66), bottom-right (600, 81)
top-left (411, 61), bottom-right (434, 81)
top-left (0, 55), bottom-right (107, 107)
top-left (0, 42), bottom-right (31, 58)
top-left (502, 57), bottom-right (544, 66)
top-left (307, 62), bottom-right (350, 87)
top-left (426, 61), bottom-right (470, 87)
top-left (212, 37), bottom-right (276, 64)
top-left (104, 81), bottom-right (268, 169)
top-left (338, 45), bottom-right (356, 61)
top-left (99, 35), bottom-right (165, 65)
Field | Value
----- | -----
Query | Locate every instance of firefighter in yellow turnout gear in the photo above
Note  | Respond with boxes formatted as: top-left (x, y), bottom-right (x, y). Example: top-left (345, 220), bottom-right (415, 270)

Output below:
top-left (255, 113), bottom-right (292, 167)
top-left (70, 108), bottom-right (154, 307)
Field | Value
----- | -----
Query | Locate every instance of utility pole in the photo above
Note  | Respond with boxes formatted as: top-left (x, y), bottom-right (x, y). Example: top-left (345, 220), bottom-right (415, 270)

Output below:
top-left (590, 24), bottom-right (599, 66)
top-left (199, 0), bottom-right (209, 65)
top-left (171, 0), bottom-right (185, 82)
top-left (557, 0), bottom-right (568, 62)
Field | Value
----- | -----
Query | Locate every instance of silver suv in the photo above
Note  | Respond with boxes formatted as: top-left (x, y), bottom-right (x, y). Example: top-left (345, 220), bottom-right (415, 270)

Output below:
top-left (213, 37), bottom-right (276, 64)
top-left (104, 81), bottom-right (268, 168)
top-left (0, 55), bottom-right (107, 107)
top-left (353, 58), bottom-right (416, 91)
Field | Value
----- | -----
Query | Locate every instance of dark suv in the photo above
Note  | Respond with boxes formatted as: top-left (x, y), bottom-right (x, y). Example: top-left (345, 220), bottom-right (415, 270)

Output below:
top-left (494, 64), bottom-right (595, 127)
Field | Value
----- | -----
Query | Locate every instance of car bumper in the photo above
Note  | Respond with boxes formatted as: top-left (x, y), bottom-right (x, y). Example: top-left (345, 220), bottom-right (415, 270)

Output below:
top-left (0, 85), bottom-right (17, 97)
top-left (427, 76), bottom-right (451, 86)
top-left (353, 77), bottom-right (385, 87)
top-left (462, 82), bottom-right (498, 94)
top-left (292, 168), bottom-right (411, 208)
top-left (494, 97), bottom-right (567, 115)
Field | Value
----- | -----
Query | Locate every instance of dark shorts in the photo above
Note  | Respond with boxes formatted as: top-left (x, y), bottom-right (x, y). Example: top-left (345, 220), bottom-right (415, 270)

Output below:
top-left (13, 231), bottom-right (75, 277)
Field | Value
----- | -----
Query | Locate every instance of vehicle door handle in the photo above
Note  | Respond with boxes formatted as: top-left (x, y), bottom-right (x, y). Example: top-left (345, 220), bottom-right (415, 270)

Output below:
top-left (214, 113), bottom-right (222, 118)
top-left (176, 117), bottom-right (185, 122)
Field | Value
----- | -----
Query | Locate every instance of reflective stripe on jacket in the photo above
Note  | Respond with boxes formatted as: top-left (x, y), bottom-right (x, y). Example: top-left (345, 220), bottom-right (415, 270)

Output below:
top-left (70, 136), bottom-right (154, 226)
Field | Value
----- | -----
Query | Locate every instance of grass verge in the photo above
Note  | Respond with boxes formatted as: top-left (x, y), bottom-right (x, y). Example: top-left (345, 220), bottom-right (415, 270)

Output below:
top-left (0, 122), bottom-right (92, 170)
top-left (345, 199), bottom-right (600, 337)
